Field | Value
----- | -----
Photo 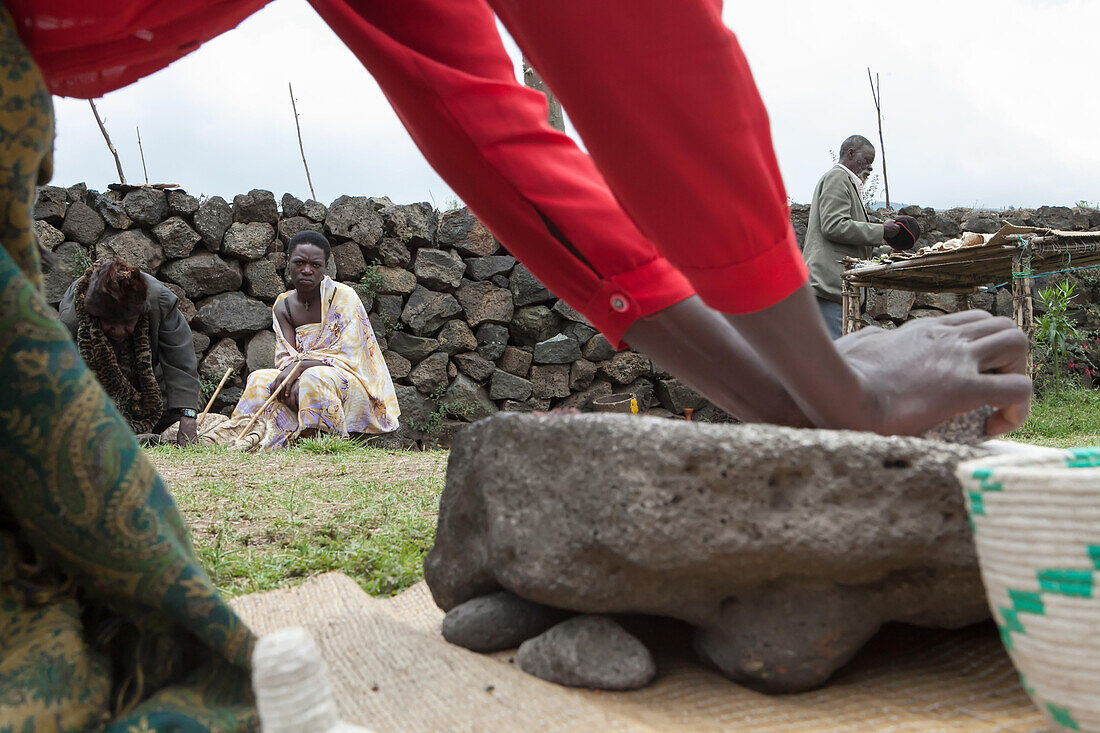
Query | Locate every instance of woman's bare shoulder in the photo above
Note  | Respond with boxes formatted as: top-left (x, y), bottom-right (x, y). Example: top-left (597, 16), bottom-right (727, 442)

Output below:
top-left (274, 294), bottom-right (299, 327)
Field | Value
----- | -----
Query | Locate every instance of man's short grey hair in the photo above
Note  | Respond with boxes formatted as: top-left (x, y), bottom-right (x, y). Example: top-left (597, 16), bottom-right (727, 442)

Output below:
top-left (839, 135), bottom-right (873, 158)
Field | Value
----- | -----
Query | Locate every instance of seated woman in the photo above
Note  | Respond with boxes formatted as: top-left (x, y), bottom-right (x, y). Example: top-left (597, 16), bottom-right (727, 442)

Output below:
top-left (59, 259), bottom-right (201, 445)
top-left (234, 231), bottom-right (400, 447)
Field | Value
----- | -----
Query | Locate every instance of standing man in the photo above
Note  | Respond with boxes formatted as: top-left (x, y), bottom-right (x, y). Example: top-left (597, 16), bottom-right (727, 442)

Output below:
top-left (802, 135), bottom-right (900, 338)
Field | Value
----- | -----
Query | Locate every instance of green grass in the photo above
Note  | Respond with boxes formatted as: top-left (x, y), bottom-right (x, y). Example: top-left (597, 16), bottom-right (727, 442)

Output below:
top-left (147, 443), bottom-right (448, 598)
top-left (1008, 386), bottom-right (1100, 448)
top-left (296, 433), bottom-right (366, 456)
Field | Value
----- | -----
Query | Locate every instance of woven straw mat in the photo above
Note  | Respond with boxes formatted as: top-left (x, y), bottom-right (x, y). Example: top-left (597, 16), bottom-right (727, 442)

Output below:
top-left (230, 573), bottom-right (1046, 732)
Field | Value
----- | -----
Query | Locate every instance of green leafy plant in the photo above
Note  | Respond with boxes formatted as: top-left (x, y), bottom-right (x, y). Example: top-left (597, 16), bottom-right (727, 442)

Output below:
top-left (357, 263), bottom-right (406, 338)
top-left (354, 264), bottom-right (385, 300)
top-left (379, 314), bottom-right (404, 338)
top-left (1077, 269), bottom-right (1100, 290)
top-left (407, 383), bottom-right (483, 436)
top-left (70, 246), bottom-right (93, 273)
top-left (861, 174), bottom-right (881, 210)
top-left (1035, 280), bottom-right (1080, 391)
top-left (199, 377), bottom-right (220, 403)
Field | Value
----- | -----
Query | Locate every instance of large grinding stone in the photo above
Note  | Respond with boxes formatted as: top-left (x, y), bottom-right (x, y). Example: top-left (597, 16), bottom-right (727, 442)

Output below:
top-left (425, 414), bottom-right (991, 693)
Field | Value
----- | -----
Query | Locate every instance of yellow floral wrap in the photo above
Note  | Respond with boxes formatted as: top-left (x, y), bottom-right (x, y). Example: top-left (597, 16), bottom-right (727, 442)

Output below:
top-left (234, 276), bottom-right (400, 448)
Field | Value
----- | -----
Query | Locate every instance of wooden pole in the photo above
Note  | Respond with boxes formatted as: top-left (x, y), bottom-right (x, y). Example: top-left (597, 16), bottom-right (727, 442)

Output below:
top-left (841, 288), bottom-right (851, 336)
top-left (237, 362), bottom-right (303, 440)
top-left (1012, 248), bottom-right (1035, 376)
top-left (842, 279), bottom-right (863, 335)
top-left (867, 68), bottom-right (890, 210)
top-left (288, 82), bottom-right (316, 200)
top-left (89, 99), bottom-right (126, 184)
top-left (136, 126), bottom-right (149, 184)
top-left (198, 367), bottom-right (234, 427)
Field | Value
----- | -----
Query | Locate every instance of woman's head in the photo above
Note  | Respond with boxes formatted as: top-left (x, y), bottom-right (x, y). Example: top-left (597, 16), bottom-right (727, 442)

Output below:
top-left (286, 231), bottom-right (331, 292)
top-left (85, 260), bottom-right (147, 341)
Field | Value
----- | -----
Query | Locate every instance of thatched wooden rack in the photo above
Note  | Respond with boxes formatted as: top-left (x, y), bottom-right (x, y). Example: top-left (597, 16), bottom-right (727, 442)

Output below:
top-left (841, 225), bottom-right (1100, 371)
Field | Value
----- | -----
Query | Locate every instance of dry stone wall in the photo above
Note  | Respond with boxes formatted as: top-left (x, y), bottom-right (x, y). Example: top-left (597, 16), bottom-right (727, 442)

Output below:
top-left (36, 184), bottom-right (724, 449)
top-left (36, 183), bottom-right (1100, 448)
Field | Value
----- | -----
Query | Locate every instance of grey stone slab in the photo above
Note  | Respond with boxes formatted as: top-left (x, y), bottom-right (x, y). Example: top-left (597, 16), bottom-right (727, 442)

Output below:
top-left (425, 415), bottom-right (991, 693)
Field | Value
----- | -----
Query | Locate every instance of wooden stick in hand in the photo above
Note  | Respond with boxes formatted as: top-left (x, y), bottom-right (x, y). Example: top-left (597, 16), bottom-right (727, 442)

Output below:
top-left (198, 367), bottom-right (233, 427)
top-left (236, 362), bottom-right (304, 440)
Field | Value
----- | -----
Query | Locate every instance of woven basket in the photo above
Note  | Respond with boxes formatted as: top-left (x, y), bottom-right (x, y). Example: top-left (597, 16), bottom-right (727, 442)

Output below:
top-left (957, 448), bottom-right (1100, 732)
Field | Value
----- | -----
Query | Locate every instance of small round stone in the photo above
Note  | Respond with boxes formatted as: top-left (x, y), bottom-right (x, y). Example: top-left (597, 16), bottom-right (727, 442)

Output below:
top-left (442, 591), bottom-right (565, 653)
top-left (517, 615), bottom-right (656, 690)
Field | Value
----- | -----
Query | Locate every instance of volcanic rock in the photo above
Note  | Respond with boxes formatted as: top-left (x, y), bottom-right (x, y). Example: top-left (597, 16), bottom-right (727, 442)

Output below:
top-left (425, 415), bottom-right (991, 693)
top-left (518, 616), bottom-right (656, 691)
top-left (61, 201), bottom-right (105, 245)
top-left (161, 252), bottom-right (242, 298)
top-left (442, 591), bottom-right (567, 653)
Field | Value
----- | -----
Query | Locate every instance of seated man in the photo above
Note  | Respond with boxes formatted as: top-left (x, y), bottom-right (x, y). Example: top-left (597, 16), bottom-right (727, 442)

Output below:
top-left (59, 259), bottom-right (200, 444)
top-left (233, 231), bottom-right (400, 447)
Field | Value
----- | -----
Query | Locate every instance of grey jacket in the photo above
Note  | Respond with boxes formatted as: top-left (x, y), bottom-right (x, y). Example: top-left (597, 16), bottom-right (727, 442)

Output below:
top-left (801, 166), bottom-right (886, 303)
top-left (59, 273), bottom-right (200, 411)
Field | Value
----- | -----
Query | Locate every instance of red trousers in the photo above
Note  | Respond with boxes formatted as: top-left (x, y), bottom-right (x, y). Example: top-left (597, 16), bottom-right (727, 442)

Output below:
top-left (13, 0), bottom-right (806, 346)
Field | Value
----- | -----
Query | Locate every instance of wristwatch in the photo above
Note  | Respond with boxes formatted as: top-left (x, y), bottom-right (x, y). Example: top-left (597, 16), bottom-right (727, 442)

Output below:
top-left (180, 408), bottom-right (198, 419)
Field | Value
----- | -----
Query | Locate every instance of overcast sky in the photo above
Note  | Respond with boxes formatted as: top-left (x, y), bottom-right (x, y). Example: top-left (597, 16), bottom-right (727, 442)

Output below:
top-left (51, 0), bottom-right (1099, 211)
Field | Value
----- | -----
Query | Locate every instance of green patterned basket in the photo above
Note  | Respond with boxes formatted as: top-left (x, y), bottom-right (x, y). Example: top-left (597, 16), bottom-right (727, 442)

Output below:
top-left (957, 448), bottom-right (1100, 732)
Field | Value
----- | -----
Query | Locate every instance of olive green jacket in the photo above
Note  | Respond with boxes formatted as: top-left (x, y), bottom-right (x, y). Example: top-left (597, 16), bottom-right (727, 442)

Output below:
top-left (58, 273), bottom-right (200, 411)
top-left (801, 165), bottom-right (887, 303)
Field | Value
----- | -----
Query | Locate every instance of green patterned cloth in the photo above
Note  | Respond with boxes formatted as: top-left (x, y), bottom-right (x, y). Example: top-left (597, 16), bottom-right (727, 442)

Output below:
top-left (0, 8), bottom-right (257, 731)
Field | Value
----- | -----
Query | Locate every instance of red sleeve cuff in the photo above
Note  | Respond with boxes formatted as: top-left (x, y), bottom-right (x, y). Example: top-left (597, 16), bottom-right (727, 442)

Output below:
top-left (575, 256), bottom-right (695, 349)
